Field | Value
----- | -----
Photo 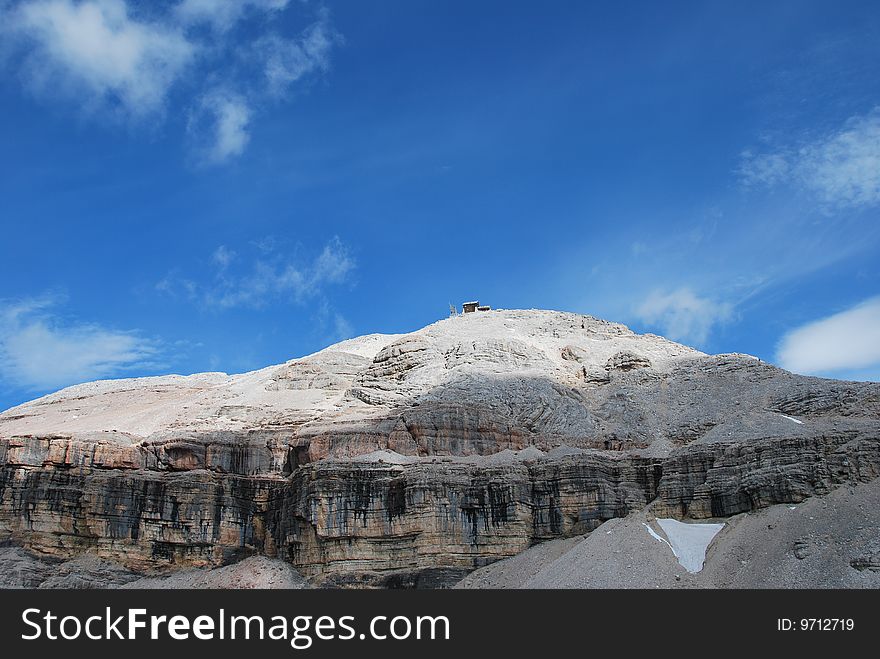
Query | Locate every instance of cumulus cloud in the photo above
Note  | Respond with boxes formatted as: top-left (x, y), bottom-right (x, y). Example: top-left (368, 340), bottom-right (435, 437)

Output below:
top-left (635, 288), bottom-right (733, 346)
top-left (158, 237), bottom-right (355, 310)
top-left (776, 297), bottom-right (880, 376)
top-left (0, 295), bottom-right (159, 391)
top-left (739, 108), bottom-right (880, 208)
top-left (1, 0), bottom-right (340, 162)
top-left (4, 0), bottom-right (194, 116)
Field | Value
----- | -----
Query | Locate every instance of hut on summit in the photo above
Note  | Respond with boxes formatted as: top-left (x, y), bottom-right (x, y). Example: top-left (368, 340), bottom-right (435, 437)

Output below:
top-left (462, 301), bottom-right (491, 313)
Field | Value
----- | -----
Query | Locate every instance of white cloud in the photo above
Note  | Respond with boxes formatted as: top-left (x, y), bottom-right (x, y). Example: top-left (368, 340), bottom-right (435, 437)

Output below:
top-left (312, 236), bottom-right (355, 284)
top-left (312, 299), bottom-right (354, 345)
top-left (739, 108), bottom-right (880, 208)
top-left (776, 297), bottom-right (880, 376)
top-left (190, 91), bottom-right (251, 164)
top-left (0, 295), bottom-right (158, 391)
top-left (159, 237), bottom-right (355, 310)
top-left (209, 237), bottom-right (354, 308)
top-left (737, 151), bottom-right (789, 187)
top-left (176, 0), bottom-right (289, 33)
top-left (799, 111), bottom-right (880, 207)
top-left (1, 0), bottom-right (341, 162)
top-left (6, 0), bottom-right (194, 116)
top-left (155, 271), bottom-right (198, 300)
top-left (256, 18), bottom-right (338, 96)
top-left (635, 288), bottom-right (733, 346)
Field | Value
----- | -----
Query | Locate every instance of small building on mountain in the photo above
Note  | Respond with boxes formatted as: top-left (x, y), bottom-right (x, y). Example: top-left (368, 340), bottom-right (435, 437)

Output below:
top-left (462, 301), bottom-right (491, 313)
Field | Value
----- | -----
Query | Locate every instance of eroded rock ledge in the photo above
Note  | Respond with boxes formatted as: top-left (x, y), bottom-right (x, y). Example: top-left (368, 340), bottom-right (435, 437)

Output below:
top-left (1, 430), bottom-right (877, 587)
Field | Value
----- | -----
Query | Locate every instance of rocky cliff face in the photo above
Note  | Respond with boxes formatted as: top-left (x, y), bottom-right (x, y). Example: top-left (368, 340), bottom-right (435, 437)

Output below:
top-left (1, 309), bottom-right (878, 587)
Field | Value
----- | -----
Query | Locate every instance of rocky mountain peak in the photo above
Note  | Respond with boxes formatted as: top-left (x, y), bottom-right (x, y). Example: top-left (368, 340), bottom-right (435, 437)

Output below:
top-left (1, 308), bottom-right (878, 588)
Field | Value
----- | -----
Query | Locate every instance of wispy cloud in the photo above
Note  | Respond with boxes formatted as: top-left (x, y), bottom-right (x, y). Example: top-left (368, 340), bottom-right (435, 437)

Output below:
top-left (189, 90), bottom-right (251, 165)
top-left (175, 0), bottom-right (290, 33)
top-left (314, 299), bottom-right (354, 345)
top-left (331, 313), bottom-right (353, 341)
top-left (776, 297), bottom-right (880, 378)
top-left (567, 108), bottom-right (880, 350)
top-left (158, 237), bottom-right (355, 310)
top-left (737, 151), bottom-right (789, 188)
top-left (1, 0), bottom-right (340, 162)
top-left (211, 244), bottom-right (236, 269)
top-left (634, 287), bottom-right (733, 347)
top-left (0, 295), bottom-right (159, 391)
top-left (255, 17), bottom-right (339, 96)
top-left (739, 108), bottom-right (880, 209)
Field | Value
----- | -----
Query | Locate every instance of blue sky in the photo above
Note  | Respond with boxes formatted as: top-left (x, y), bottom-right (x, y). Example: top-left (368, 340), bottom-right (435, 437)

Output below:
top-left (1, 0), bottom-right (880, 410)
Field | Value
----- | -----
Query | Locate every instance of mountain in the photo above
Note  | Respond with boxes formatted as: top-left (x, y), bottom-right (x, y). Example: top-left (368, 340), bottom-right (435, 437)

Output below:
top-left (1, 309), bottom-right (878, 587)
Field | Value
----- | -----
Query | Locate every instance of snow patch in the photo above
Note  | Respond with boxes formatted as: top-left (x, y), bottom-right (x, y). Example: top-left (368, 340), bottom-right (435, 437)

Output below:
top-left (779, 413), bottom-right (804, 425)
top-left (655, 518), bottom-right (724, 573)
